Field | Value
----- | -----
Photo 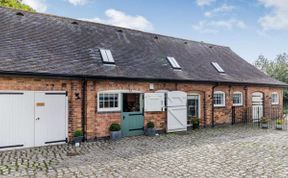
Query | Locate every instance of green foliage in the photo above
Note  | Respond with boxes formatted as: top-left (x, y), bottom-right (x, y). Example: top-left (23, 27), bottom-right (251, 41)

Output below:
top-left (192, 118), bottom-right (200, 129)
top-left (260, 117), bottom-right (268, 124)
top-left (147, 121), bottom-right (155, 128)
top-left (0, 0), bottom-right (35, 12)
top-left (254, 53), bottom-right (288, 101)
top-left (109, 123), bottom-right (121, 131)
top-left (73, 130), bottom-right (83, 137)
top-left (276, 119), bottom-right (283, 125)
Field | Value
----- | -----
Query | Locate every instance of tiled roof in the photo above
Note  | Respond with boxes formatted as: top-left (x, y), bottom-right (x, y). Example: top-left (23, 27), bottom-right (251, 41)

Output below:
top-left (0, 7), bottom-right (286, 86)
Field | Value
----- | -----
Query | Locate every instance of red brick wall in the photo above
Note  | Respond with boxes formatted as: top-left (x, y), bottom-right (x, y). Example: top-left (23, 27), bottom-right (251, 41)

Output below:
top-left (0, 76), bottom-right (284, 139)
top-left (0, 76), bottom-right (82, 140)
top-left (87, 80), bottom-right (284, 138)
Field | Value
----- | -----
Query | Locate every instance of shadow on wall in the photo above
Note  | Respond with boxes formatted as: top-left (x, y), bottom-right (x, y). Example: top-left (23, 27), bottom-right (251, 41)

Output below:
top-left (285, 101), bottom-right (288, 115)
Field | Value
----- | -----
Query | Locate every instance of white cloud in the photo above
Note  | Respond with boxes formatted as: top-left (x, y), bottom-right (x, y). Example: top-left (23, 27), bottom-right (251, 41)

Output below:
top-left (22, 0), bottom-right (47, 12)
top-left (193, 19), bottom-right (247, 33)
top-left (196, 0), bottom-right (216, 6)
top-left (204, 4), bottom-right (235, 17)
top-left (67, 0), bottom-right (88, 6)
top-left (258, 0), bottom-right (288, 30)
top-left (82, 9), bottom-right (154, 32)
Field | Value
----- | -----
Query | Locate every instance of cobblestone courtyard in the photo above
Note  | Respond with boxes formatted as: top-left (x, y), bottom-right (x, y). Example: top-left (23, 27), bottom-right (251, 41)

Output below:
top-left (1, 125), bottom-right (288, 177)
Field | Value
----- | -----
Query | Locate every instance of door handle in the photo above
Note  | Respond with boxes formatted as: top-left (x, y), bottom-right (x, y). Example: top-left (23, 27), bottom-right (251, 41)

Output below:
top-left (36, 117), bottom-right (40, 120)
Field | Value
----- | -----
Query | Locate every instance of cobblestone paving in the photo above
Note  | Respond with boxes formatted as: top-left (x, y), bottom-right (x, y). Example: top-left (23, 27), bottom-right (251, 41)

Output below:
top-left (1, 125), bottom-right (288, 177)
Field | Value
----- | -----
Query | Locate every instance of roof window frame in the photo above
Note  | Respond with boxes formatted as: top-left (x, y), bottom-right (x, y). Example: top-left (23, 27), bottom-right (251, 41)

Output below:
top-left (167, 56), bottom-right (181, 70)
top-left (100, 49), bottom-right (115, 64)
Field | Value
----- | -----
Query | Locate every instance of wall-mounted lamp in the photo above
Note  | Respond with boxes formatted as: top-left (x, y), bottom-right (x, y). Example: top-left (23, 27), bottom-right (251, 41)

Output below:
top-left (149, 83), bottom-right (155, 90)
top-left (75, 93), bottom-right (81, 100)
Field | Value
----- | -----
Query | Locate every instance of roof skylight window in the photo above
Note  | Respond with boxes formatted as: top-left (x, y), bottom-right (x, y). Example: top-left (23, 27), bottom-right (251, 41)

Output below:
top-left (100, 49), bottom-right (115, 64)
top-left (167, 56), bottom-right (181, 69)
top-left (211, 62), bottom-right (225, 73)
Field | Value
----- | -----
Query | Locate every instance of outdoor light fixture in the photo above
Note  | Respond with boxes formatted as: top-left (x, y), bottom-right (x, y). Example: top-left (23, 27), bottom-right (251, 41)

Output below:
top-left (149, 83), bottom-right (155, 90)
top-left (75, 93), bottom-right (81, 100)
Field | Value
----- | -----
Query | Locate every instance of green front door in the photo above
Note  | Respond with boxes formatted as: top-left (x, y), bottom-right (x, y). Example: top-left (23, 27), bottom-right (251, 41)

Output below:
top-left (121, 93), bottom-right (144, 137)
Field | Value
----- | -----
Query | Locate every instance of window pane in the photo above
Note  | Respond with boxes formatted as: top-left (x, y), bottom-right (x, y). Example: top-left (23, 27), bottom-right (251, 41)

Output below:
top-left (99, 101), bottom-right (104, 108)
top-left (233, 93), bottom-right (241, 104)
top-left (98, 93), bottom-right (119, 110)
top-left (214, 93), bottom-right (224, 105)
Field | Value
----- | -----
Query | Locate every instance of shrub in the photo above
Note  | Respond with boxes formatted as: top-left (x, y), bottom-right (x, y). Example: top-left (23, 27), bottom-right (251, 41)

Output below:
top-left (276, 119), bottom-right (283, 125)
top-left (74, 130), bottom-right (84, 137)
top-left (147, 121), bottom-right (155, 128)
top-left (192, 118), bottom-right (200, 129)
top-left (260, 117), bottom-right (268, 124)
top-left (109, 123), bottom-right (121, 131)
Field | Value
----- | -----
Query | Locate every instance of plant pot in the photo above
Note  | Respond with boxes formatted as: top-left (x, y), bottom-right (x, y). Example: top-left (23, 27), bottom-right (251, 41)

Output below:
top-left (261, 123), bottom-right (268, 129)
top-left (73, 136), bottom-right (84, 144)
top-left (110, 130), bottom-right (122, 140)
top-left (276, 124), bottom-right (283, 130)
top-left (145, 128), bottom-right (156, 137)
top-left (192, 124), bottom-right (200, 129)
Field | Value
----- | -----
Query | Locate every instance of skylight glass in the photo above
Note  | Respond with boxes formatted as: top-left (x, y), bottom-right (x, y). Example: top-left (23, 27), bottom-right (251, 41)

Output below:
top-left (211, 62), bottom-right (225, 73)
top-left (100, 49), bottom-right (115, 64)
top-left (167, 56), bottom-right (181, 69)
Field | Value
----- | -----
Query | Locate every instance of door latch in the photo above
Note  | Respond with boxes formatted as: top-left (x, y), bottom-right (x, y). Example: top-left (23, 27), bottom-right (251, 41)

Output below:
top-left (36, 117), bottom-right (40, 120)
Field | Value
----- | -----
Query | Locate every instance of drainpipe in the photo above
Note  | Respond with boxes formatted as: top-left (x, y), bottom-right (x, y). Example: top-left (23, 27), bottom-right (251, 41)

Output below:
top-left (81, 79), bottom-right (87, 140)
top-left (244, 86), bottom-right (248, 107)
top-left (203, 92), bottom-right (207, 128)
top-left (211, 83), bottom-right (219, 127)
top-left (244, 85), bottom-right (248, 123)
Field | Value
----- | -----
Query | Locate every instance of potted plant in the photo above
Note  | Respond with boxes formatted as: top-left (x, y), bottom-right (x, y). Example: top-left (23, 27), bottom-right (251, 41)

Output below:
top-left (192, 118), bottom-right (200, 129)
top-left (276, 119), bottom-right (283, 130)
top-left (145, 121), bottom-right (156, 136)
top-left (73, 130), bottom-right (84, 145)
top-left (109, 123), bottom-right (122, 140)
top-left (260, 117), bottom-right (268, 129)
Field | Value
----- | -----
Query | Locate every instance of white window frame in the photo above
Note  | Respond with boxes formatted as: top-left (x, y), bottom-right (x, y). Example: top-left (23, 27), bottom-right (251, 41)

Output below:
top-left (211, 62), bottom-right (225, 73)
top-left (167, 56), bottom-right (181, 69)
top-left (100, 49), bottom-right (115, 64)
top-left (271, 92), bottom-right (279, 105)
top-left (97, 92), bottom-right (121, 112)
top-left (233, 92), bottom-right (243, 106)
top-left (213, 91), bottom-right (225, 107)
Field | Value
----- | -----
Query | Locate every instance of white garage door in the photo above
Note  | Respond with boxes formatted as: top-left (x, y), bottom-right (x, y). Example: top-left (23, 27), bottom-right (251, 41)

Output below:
top-left (0, 91), bottom-right (68, 150)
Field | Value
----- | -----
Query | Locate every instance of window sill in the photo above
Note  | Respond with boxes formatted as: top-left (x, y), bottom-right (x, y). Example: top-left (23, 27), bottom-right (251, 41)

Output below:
top-left (233, 104), bottom-right (243, 107)
top-left (214, 105), bottom-right (225, 108)
top-left (97, 110), bottom-right (121, 114)
top-left (271, 103), bottom-right (279, 105)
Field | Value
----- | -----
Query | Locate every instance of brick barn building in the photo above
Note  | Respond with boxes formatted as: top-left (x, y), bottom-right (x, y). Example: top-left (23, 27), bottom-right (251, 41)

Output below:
top-left (0, 7), bottom-right (287, 149)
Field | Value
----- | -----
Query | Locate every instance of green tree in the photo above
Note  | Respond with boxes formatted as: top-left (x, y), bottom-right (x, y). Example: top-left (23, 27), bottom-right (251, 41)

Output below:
top-left (0, 0), bottom-right (35, 12)
top-left (254, 53), bottom-right (288, 101)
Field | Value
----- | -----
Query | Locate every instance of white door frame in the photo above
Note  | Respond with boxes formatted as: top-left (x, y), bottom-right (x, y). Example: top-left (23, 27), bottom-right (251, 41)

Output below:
top-left (187, 93), bottom-right (201, 117)
top-left (252, 92), bottom-right (264, 122)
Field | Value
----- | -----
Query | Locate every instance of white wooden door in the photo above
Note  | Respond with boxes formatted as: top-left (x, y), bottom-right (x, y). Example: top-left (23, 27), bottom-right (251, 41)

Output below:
top-left (0, 92), bottom-right (35, 149)
top-left (167, 91), bottom-right (187, 132)
top-left (252, 92), bottom-right (263, 122)
top-left (35, 92), bottom-right (68, 146)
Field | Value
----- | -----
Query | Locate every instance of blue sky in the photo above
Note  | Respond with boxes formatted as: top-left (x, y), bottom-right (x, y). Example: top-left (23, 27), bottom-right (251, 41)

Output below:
top-left (22, 0), bottom-right (288, 63)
